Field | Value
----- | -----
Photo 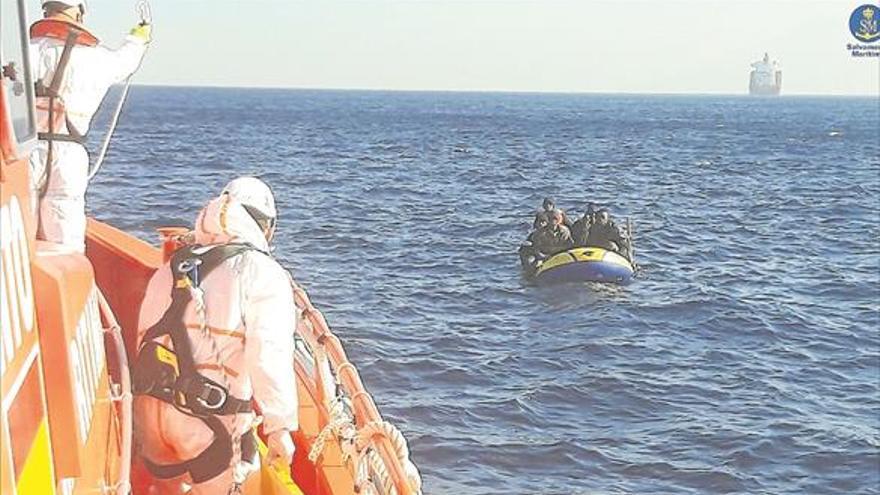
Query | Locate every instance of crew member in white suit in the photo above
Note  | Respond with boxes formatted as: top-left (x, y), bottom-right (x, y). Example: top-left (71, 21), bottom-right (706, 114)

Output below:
top-left (29, 0), bottom-right (150, 251)
top-left (135, 177), bottom-right (298, 494)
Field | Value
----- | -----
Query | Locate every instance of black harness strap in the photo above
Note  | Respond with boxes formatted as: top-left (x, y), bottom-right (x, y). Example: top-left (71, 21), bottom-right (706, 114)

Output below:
top-left (37, 130), bottom-right (85, 144)
top-left (143, 415), bottom-right (233, 483)
top-left (137, 243), bottom-right (263, 483)
top-left (36, 28), bottom-right (85, 198)
top-left (143, 429), bottom-right (256, 483)
top-left (141, 243), bottom-right (257, 347)
top-left (45, 29), bottom-right (79, 96)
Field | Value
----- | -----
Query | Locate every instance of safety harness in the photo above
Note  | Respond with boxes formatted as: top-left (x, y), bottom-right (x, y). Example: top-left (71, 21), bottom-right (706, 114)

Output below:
top-left (133, 243), bottom-right (261, 483)
top-left (30, 19), bottom-right (98, 197)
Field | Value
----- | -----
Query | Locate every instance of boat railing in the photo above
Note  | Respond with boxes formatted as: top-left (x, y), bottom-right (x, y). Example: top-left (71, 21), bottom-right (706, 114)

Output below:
top-left (292, 284), bottom-right (423, 495)
top-left (96, 288), bottom-right (133, 495)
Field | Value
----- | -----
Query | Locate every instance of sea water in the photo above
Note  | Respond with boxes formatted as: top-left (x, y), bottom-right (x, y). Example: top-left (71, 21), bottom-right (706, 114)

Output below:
top-left (89, 88), bottom-right (880, 494)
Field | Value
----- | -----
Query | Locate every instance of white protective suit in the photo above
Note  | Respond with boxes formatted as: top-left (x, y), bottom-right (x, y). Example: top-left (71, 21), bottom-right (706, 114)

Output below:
top-left (135, 191), bottom-right (299, 493)
top-left (29, 23), bottom-right (147, 251)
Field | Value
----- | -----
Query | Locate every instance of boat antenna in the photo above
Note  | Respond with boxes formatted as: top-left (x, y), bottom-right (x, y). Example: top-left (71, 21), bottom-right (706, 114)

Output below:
top-left (88, 0), bottom-right (151, 180)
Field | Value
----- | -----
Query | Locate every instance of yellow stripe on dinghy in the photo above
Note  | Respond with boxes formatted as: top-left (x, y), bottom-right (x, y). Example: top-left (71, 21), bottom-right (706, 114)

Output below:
top-left (535, 247), bottom-right (632, 276)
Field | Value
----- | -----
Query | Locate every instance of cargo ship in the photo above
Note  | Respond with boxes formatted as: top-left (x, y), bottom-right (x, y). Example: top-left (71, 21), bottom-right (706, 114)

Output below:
top-left (0, 1), bottom-right (422, 494)
top-left (749, 53), bottom-right (782, 96)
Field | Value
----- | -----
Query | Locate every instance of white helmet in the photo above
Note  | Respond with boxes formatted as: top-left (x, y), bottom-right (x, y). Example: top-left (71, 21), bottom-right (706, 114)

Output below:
top-left (42, 0), bottom-right (87, 14)
top-left (222, 177), bottom-right (277, 221)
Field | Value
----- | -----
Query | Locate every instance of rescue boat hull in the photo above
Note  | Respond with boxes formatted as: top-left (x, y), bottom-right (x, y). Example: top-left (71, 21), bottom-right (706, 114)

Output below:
top-left (530, 247), bottom-right (634, 285)
top-left (86, 220), bottom-right (420, 495)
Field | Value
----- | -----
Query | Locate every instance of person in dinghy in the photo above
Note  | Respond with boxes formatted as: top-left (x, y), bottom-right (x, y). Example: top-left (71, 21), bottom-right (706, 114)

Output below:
top-left (520, 200), bottom-right (636, 282)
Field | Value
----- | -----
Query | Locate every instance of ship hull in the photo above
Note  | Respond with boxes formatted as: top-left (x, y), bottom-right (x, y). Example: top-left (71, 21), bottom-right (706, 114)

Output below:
top-left (749, 63), bottom-right (782, 96)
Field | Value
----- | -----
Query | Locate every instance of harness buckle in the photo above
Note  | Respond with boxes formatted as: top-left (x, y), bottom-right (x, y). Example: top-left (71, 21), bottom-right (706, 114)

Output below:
top-left (195, 380), bottom-right (228, 412)
top-left (177, 257), bottom-right (202, 272)
top-left (177, 257), bottom-right (203, 286)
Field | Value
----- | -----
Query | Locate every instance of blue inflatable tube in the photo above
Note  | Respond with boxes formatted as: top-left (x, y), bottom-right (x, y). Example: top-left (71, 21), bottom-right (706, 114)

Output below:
top-left (529, 247), bottom-right (634, 284)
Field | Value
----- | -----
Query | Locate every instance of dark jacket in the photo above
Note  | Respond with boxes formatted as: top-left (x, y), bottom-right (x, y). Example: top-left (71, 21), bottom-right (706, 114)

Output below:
top-left (570, 216), bottom-right (592, 247)
top-left (533, 225), bottom-right (574, 256)
top-left (586, 221), bottom-right (624, 251)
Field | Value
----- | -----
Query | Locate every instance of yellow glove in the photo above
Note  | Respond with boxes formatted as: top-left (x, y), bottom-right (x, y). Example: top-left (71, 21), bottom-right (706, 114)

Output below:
top-left (130, 23), bottom-right (152, 43)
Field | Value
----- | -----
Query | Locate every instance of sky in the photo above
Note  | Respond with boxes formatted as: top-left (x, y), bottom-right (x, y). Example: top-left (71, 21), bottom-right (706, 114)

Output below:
top-left (57, 0), bottom-right (880, 95)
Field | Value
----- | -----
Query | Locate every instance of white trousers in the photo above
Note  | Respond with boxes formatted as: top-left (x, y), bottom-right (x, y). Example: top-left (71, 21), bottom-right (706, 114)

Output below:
top-left (29, 141), bottom-right (89, 252)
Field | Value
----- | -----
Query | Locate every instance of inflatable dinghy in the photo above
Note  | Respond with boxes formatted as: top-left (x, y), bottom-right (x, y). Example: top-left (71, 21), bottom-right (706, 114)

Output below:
top-left (527, 246), bottom-right (634, 284)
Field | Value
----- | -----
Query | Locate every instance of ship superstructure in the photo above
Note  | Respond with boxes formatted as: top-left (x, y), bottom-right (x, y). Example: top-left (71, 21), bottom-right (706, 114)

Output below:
top-left (749, 53), bottom-right (782, 96)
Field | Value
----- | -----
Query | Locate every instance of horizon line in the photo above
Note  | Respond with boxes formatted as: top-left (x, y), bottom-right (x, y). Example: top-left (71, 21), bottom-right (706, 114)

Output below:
top-left (129, 82), bottom-right (879, 98)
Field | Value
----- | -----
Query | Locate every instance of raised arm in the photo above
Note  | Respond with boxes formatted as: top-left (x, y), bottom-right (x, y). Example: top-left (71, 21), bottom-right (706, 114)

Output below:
top-left (90, 32), bottom-right (148, 87)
